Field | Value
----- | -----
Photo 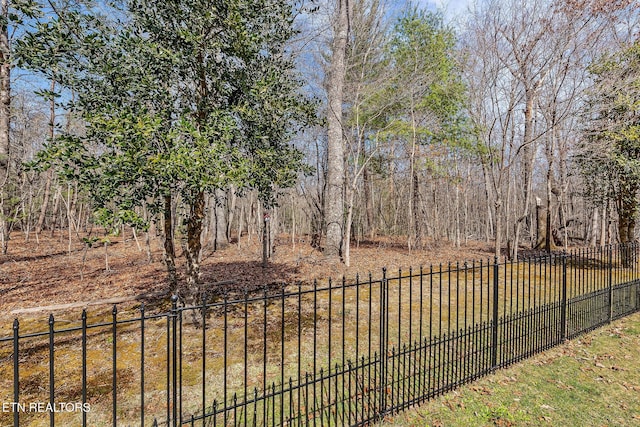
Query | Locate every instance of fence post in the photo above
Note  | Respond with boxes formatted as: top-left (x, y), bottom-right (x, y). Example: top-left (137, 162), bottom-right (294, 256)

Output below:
top-left (111, 307), bottom-right (117, 427)
top-left (49, 314), bottom-right (55, 427)
top-left (170, 295), bottom-right (179, 427)
top-left (636, 243), bottom-right (640, 313)
top-left (560, 251), bottom-right (568, 342)
top-left (379, 267), bottom-right (388, 417)
top-left (608, 245), bottom-right (614, 323)
top-left (491, 257), bottom-right (499, 370)
top-left (13, 319), bottom-right (19, 427)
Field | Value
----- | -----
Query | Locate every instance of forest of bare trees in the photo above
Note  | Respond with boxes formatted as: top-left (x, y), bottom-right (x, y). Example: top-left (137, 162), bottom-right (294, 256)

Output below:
top-left (1, 0), bottom-right (639, 295)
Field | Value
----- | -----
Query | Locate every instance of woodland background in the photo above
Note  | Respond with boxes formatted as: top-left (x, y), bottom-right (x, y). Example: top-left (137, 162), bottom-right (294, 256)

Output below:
top-left (0, 0), bottom-right (639, 303)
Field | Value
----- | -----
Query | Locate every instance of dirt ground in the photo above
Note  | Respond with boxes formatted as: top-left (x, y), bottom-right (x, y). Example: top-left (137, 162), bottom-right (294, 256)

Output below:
top-left (0, 229), bottom-right (494, 325)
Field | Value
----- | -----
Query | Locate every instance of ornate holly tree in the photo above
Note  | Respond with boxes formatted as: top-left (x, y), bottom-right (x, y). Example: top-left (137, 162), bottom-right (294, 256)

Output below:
top-left (18, 0), bottom-right (315, 305)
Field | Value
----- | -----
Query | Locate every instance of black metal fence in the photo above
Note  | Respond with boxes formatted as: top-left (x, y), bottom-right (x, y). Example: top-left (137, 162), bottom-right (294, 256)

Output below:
top-left (1, 244), bottom-right (640, 426)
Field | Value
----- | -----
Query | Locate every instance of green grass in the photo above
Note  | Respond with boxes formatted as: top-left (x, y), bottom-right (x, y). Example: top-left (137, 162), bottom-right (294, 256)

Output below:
top-left (0, 257), bottom-right (638, 426)
top-left (382, 311), bottom-right (640, 427)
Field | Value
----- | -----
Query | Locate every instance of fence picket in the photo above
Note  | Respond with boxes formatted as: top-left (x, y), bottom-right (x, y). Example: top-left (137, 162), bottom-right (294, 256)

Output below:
top-left (2, 244), bottom-right (640, 426)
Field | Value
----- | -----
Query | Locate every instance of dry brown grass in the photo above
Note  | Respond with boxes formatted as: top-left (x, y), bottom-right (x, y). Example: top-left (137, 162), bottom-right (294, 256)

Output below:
top-left (0, 231), bottom-right (494, 321)
top-left (1, 231), bottom-right (636, 425)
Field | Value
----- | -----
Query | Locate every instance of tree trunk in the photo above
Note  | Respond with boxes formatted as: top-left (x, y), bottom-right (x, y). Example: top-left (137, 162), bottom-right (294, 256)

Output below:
top-left (269, 206), bottom-right (276, 257)
top-left (513, 87), bottom-right (538, 259)
top-left (0, 195), bottom-right (5, 254)
top-left (163, 194), bottom-right (177, 293)
top-left (66, 183), bottom-right (72, 255)
top-left (227, 186), bottom-right (236, 243)
top-left (0, 0), bottom-right (8, 179)
top-left (0, 0), bottom-right (10, 254)
top-left (534, 162), bottom-right (558, 252)
top-left (237, 202), bottom-right (244, 248)
top-left (37, 80), bottom-right (57, 235)
top-left (214, 187), bottom-right (228, 250)
top-left (481, 160), bottom-right (494, 243)
top-left (544, 188), bottom-right (554, 252)
top-left (590, 207), bottom-right (599, 247)
top-left (262, 211), bottom-right (269, 267)
top-left (343, 184), bottom-right (356, 267)
top-left (533, 197), bottom-right (556, 251)
top-left (412, 170), bottom-right (422, 249)
top-left (407, 100), bottom-right (419, 250)
top-left (617, 180), bottom-right (638, 267)
top-left (290, 193), bottom-right (296, 249)
top-left (50, 186), bottom-right (60, 237)
top-left (36, 171), bottom-right (53, 234)
top-left (494, 197), bottom-right (503, 258)
top-left (362, 138), bottom-right (375, 239)
top-left (185, 191), bottom-right (205, 306)
top-left (324, 0), bottom-right (350, 259)
top-left (600, 202), bottom-right (608, 248)
top-left (454, 183), bottom-right (461, 248)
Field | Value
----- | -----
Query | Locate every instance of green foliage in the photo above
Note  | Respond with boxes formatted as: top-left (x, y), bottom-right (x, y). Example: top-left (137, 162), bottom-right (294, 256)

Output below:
top-left (18, 0), bottom-right (315, 229)
top-left (362, 8), bottom-right (473, 153)
top-left (1, 0), bottom-right (42, 31)
top-left (350, 7), bottom-right (475, 184)
top-left (81, 235), bottom-right (99, 248)
top-left (387, 9), bottom-right (466, 134)
top-left (477, 404), bottom-right (516, 424)
top-left (579, 42), bottom-right (640, 210)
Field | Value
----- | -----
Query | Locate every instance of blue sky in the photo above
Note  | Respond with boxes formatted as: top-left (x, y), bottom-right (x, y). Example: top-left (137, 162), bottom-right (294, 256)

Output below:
top-left (415, 0), bottom-right (473, 21)
top-left (430, 0), bottom-right (473, 16)
top-left (388, 0), bottom-right (474, 25)
top-left (14, 0), bottom-right (477, 96)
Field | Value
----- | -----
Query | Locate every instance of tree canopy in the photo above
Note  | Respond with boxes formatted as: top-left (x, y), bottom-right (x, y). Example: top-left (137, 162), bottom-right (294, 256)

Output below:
top-left (18, 0), bottom-right (315, 302)
top-left (580, 42), bottom-right (640, 248)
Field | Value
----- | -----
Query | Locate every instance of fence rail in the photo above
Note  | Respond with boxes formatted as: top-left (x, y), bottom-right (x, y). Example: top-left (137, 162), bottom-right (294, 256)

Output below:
top-left (1, 244), bottom-right (639, 426)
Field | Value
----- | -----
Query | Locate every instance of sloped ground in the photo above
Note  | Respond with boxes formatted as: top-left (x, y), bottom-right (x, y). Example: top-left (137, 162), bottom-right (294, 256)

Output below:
top-left (0, 230), bottom-right (493, 327)
top-left (383, 311), bottom-right (640, 426)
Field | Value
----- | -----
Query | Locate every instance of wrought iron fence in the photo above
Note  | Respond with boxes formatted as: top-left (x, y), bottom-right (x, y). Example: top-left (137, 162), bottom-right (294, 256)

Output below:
top-left (1, 244), bottom-right (639, 426)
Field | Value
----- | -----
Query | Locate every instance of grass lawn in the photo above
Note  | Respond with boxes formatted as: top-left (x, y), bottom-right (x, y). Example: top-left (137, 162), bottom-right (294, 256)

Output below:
top-left (382, 311), bottom-right (640, 427)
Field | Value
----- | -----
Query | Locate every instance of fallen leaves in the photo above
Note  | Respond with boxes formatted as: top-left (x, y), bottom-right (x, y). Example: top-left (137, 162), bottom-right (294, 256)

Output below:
top-left (555, 381), bottom-right (575, 391)
top-left (0, 232), bottom-right (495, 327)
top-left (469, 385), bottom-right (493, 395)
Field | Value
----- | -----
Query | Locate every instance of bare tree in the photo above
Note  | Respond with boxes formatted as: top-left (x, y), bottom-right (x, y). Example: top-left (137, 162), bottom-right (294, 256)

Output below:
top-left (0, 0), bottom-right (11, 253)
top-left (325, 0), bottom-right (352, 259)
top-left (461, 0), bottom-right (633, 257)
top-left (341, 0), bottom-right (390, 266)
